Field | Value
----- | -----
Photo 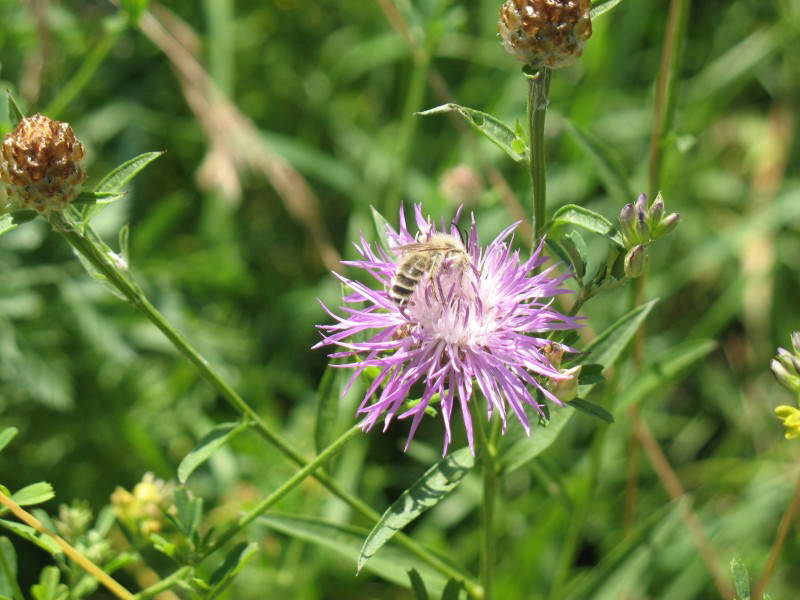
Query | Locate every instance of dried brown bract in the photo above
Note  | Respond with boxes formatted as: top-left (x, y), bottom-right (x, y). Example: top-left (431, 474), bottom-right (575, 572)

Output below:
top-left (1, 113), bottom-right (86, 215)
top-left (499, 0), bottom-right (592, 69)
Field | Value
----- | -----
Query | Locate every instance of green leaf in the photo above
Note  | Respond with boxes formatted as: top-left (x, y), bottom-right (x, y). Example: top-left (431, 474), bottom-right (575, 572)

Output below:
top-left (560, 231), bottom-right (588, 280)
top-left (5, 94), bottom-right (24, 126)
top-left (72, 190), bottom-right (127, 206)
top-left (371, 205), bottom-right (395, 251)
top-left (315, 365), bottom-right (342, 456)
top-left (547, 204), bottom-right (624, 248)
top-left (30, 566), bottom-right (64, 600)
top-left (11, 483), bottom-right (54, 507)
top-left (497, 404), bottom-right (576, 473)
top-left (10, 210), bottom-right (38, 226)
top-left (0, 430), bottom-right (17, 454)
top-left (441, 579), bottom-right (463, 600)
top-left (172, 488), bottom-right (202, 538)
top-left (178, 421), bottom-right (249, 484)
top-left (260, 514), bottom-right (453, 595)
top-left (358, 447), bottom-right (475, 572)
top-left (0, 521), bottom-right (61, 557)
top-left (563, 120), bottom-right (634, 206)
top-left (614, 339), bottom-right (717, 413)
top-left (590, 0), bottom-right (627, 19)
top-left (408, 569), bottom-right (429, 600)
top-left (569, 398), bottom-right (614, 423)
top-left (95, 152), bottom-right (164, 194)
top-left (208, 542), bottom-right (259, 599)
top-left (730, 557), bottom-right (750, 600)
top-left (578, 364), bottom-right (605, 385)
top-left (416, 104), bottom-right (526, 163)
top-left (0, 215), bottom-right (16, 238)
top-left (0, 537), bottom-right (20, 600)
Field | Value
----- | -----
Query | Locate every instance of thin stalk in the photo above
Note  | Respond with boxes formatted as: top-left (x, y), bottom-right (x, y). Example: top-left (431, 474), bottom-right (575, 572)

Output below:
top-left (0, 492), bottom-right (134, 600)
top-left (753, 470), bottom-right (800, 599)
top-left (473, 404), bottom-right (497, 600)
top-left (203, 424), bottom-right (363, 558)
top-left (45, 21), bottom-right (124, 118)
top-left (626, 0), bottom-right (691, 534)
top-left (134, 566), bottom-right (193, 600)
top-left (527, 67), bottom-right (552, 243)
top-left (50, 212), bottom-right (479, 597)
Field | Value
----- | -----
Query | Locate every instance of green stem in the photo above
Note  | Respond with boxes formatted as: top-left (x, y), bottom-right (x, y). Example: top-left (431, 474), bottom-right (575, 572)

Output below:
top-left (134, 566), bottom-right (193, 600)
top-left (527, 67), bottom-right (552, 243)
top-left (474, 404), bottom-right (497, 600)
top-left (203, 424), bottom-right (362, 558)
top-left (51, 212), bottom-right (480, 597)
top-left (45, 19), bottom-right (125, 118)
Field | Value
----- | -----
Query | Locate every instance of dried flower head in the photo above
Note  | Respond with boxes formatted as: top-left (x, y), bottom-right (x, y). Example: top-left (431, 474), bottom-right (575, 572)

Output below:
top-left (315, 205), bottom-right (581, 454)
top-left (498, 0), bottom-right (592, 69)
top-left (1, 113), bottom-right (86, 215)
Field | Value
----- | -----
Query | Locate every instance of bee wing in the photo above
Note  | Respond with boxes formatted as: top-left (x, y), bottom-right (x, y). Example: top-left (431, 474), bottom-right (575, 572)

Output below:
top-left (392, 243), bottom-right (449, 255)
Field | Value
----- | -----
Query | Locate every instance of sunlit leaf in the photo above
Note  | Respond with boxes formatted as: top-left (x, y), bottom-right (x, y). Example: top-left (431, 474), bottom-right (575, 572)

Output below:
top-left (730, 557), bottom-right (750, 600)
top-left (358, 447), bottom-right (474, 571)
top-left (178, 421), bottom-right (249, 484)
top-left (590, 0), bottom-right (627, 19)
top-left (5, 93), bottom-right (24, 126)
top-left (548, 204), bottom-right (624, 248)
top-left (408, 569), bottom-right (429, 600)
top-left (0, 520), bottom-right (61, 556)
top-left (95, 152), bottom-right (164, 194)
top-left (416, 104), bottom-right (526, 163)
top-left (11, 483), bottom-right (54, 507)
top-left (0, 430), bottom-right (17, 454)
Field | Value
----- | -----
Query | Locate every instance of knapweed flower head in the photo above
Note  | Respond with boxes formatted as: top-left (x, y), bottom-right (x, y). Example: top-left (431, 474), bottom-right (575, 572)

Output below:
top-left (314, 205), bottom-right (581, 454)
top-left (498, 0), bottom-right (592, 69)
top-left (0, 113), bottom-right (86, 216)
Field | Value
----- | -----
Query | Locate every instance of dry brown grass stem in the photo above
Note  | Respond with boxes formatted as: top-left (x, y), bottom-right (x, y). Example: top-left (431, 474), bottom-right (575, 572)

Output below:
top-left (139, 6), bottom-right (342, 273)
top-left (633, 416), bottom-right (734, 599)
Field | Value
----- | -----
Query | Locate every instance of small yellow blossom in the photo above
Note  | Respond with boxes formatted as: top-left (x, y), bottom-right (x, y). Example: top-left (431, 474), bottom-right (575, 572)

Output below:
top-left (775, 405), bottom-right (800, 440)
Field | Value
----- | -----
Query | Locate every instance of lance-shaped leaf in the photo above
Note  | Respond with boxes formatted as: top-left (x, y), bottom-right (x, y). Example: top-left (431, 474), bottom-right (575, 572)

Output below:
top-left (208, 542), bottom-right (259, 599)
top-left (371, 205), bottom-right (395, 251)
top-left (569, 398), bottom-right (614, 423)
top-left (6, 93), bottom-right (24, 126)
top-left (416, 104), bottom-right (527, 163)
top-left (358, 447), bottom-right (475, 572)
top-left (0, 520), bottom-right (61, 557)
top-left (730, 558), bottom-right (750, 600)
top-left (408, 569), bottom-right (429, 600)
top-left (11, 483), bottom-right (54, 507)
top-left (72, 191), bottom-right (128, 206)
top-left (548, 204), bottom-right (625, 248)
top-left (0, 429), bottom-right (17, 454)
top-left (260, 514), bottom-right (455, 595)
top-left (0, 536), bottom-right (20, 600)
top-left (590, 0), bottom-right (627, 19)
top-left (178, 421), bottom-right (249, 484)
top-left (95, 152), bottom-right (164, 194)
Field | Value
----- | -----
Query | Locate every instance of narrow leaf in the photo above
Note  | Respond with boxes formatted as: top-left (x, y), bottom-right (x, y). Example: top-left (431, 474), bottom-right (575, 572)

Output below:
top-left (6, 94), bottom-right (24, 126)
top-left (408, 569), bottom-right (429, 600)
top-left (72, 191), bottom-right (126, 206)
top-left (497, 405), bottom-right (575, 473)
top-left (614, 339), bottom-right (716, 413)
top-left (10, 211), bottom-right (37, 226)
top-left (560, 231), bottom-right (587, 280)
top-left (208, 542), bottom-right (259, 599)
top-left (0, 537), bottom-right (19, 600)
top-left (315, 365), bottom-right (342, 455)
top-left (371, 205), bottom-right (395, 252)
top-left (0, 520), bottom-right (61, 556)
top-left (178, 422), bottom-right (249, 484)
top-left (569, 398), bottom-right (614, 423)
top-left (95, 152), bottom-right (164, 194)
top-left (358, 447), bottom-right (475, 571)
top-left (548, 204), bottom-right (624, 248)
top-left (563, 120), bottom-right (634, 205)
top-left (0, 430), bottom-right (17, 454)
top-left (416, 104), bottom-right (526, 163)
top-left (590, 0), bottom-right (626, 19)
top-left (11, 483), bottom-right (54, 507)
top-left (441, 579), bottom-right (463, 600)
top-left (260, 514), bottom-right (452, 595)
top-left (172, 488), bottom-right (202, 538)
top-left (730, 558), bottom-right (750, 600)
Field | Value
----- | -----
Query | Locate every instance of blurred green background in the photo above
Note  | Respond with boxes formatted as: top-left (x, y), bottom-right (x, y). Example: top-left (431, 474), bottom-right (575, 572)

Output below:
top-left (1, 0), bottom-right (799, 598)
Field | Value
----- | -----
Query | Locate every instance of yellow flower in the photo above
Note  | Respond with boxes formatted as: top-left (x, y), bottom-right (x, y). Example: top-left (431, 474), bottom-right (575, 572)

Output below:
top-left (775, 405), bottom-right (800, 440)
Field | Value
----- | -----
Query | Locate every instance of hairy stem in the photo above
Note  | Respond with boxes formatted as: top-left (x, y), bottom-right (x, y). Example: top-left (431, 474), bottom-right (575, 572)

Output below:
top-left (0, 491), bottom-right (134, 600)
top-left (527, 67), bottom-right (552, 243)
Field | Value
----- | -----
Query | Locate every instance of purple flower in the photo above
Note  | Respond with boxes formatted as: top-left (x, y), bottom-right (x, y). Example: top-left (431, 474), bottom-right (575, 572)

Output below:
top-left (314, 205), bottom-right (581, 454)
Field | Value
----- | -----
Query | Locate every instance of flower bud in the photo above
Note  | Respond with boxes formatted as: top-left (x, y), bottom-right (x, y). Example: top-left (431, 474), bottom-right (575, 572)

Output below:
top-left (649, 193), bottom-right (665, 225)
top-left (498, 0), bottom-right (592, 69)
top-left (550, 365), bottom-right (581, 403)
top-left (634, 193), bottom-right (648, 215)
top-left (772, 337), bottom-right (800, 393)
top-left (0, 114), bottom-right (86, 216)
top-left (624, 244), bottom-right (648, 279)
top-left (775, 405), bottom-right (800, 440)
top-left (653, 212), bottom-right (681, 238)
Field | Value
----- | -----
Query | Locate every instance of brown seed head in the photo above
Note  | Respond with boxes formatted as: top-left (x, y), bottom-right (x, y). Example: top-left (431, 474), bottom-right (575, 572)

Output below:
top-left (0, 113), bottom-right (86, 215)
top-left (498, 0), bottom-right (592, 69)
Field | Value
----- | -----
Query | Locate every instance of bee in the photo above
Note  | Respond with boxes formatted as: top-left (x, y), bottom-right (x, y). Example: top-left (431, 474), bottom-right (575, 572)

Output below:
top-left (389, 232), bottom-right (470, 306)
